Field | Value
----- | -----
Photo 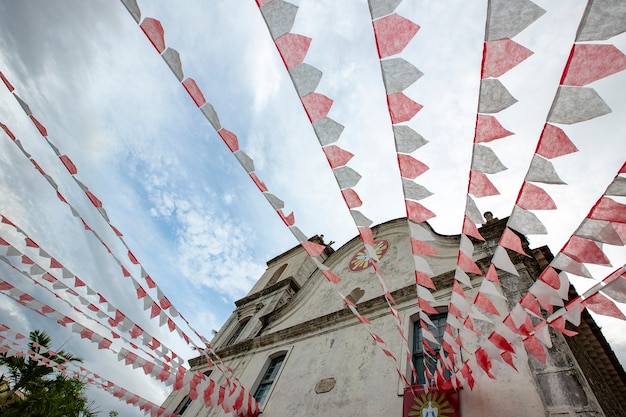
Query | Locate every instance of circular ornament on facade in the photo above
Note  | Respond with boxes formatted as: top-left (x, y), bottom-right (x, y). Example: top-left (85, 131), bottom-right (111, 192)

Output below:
top-left (348, 239), bottom-right (390, 272)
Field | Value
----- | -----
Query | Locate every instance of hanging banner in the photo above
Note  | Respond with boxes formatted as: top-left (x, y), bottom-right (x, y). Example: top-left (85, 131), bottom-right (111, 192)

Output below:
top-left (403, 385), bottom-right (460, 417)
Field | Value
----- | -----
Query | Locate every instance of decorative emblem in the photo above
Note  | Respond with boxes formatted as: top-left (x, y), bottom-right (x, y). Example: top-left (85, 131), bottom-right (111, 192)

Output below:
top-left (348, 239), bottom-right (390, 272)
top-left (403, 386), bottom-right (459, 417)
top-left (422, 402), bottom-right (438, 417)
top-left (409, 393), bottom-right (454, 417)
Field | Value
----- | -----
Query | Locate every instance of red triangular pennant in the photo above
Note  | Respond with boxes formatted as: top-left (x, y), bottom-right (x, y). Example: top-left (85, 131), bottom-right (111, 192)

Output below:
top-left (462, 216), bottom-right (484, 240)
top-left (499, 227), bottom-right (528, 256)
top-left (140, 18), bottom-right (166, 53)
top-left (474, 292), bottom-right (500, 315)
top-left (535, 124), bottom-right (578, 159)
top-left (458, 251), bottom-right (482, 275)
top-left (482, 38), bottom-right (533, 78)
top-left (411, 238), bottom-right (438, 255)
top-left (469, 170), bottom-right (499, 197)
top-left (584, 292), bottom-right (626, 321)
top-left (562, 236), bottom-right (611, 265)
top-left (275, 33), bottom-right (311, 69)
top-left (387, 93), bottom-right (423, 124)
top-left (474, 115), bottom-right (513, 143)
top-left (182, 78), bottom-right (206, 107)
top-left (405, 200), bottom-right (435, 223)
top-left (516, 182), bottom-right (556, 210)
top-left (372, 14), bottom-right (419, 58)
top-left (301, 93), bottom-right (333, 123)
top-left (397, 154), bottom-right (429, 179)
top-left (589, 197), bottom-right (626, 224)
top-left (322, 145), bottom-right (353, 168)
top-left (561, 44), bottom-right (626, 86)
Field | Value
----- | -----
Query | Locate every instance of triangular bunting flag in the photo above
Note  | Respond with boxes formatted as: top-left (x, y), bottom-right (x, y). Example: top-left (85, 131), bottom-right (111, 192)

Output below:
top-left (561, 44), bottom-right (626, 86)
top-left (584, 292), bottom-right (626, 321)
top-left (499, 227), bottom-right (528, 256)
top-left (482, 38), bottom-right (533, 78)
top-left (516, 181), bottom-right (556, 210)
top-left (372, 14), bottom-right (419, 58)
top-left (548, 87), bottom-right (611, 124)
top-left (492, 246), bottom-right (519, 276)
top-left (561, 236), bottom-right (611, 266)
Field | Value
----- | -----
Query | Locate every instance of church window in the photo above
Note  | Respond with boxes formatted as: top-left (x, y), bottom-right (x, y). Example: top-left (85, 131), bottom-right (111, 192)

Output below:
top-left (266, 263), bottom-right (288, 288)
top-left (226, 317), bottom-right (250, 346)
top-left (412, 312), bottom-right (447, 384)
top-left (175, 395), bottom-right (192, 415)
top-left (253, 353), bottom-right (286, 404)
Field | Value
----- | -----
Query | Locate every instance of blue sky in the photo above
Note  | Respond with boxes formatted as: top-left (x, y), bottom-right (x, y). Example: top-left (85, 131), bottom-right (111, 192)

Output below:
top-left (0, 1), bottom-right (625, 415)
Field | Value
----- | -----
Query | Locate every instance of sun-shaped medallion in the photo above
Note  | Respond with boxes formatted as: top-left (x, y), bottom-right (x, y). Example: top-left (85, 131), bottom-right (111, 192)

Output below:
top-left (348, 239), bottom-right (390, 272)
top-left (408, 391), bottom-right (456, 417)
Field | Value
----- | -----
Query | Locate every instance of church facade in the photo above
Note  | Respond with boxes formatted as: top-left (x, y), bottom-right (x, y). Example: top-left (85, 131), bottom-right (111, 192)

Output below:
top-left (161, 217), bottom-right (626, 417)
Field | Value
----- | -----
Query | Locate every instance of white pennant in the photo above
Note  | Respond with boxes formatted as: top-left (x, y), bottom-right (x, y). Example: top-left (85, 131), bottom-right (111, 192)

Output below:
top-left (492, 246), bottom-right (519, 276)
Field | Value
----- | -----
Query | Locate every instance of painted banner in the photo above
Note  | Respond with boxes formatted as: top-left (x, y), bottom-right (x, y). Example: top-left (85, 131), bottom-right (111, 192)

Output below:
top-left (403, 385), bottom-right (460, 417)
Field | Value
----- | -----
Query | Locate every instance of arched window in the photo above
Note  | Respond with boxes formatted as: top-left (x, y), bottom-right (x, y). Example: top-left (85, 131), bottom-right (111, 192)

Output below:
top-left (266, 263), bottom-right (288, 288)
top-left (253, 353), bottom-right (286, 404)
top-left (225, 317), bottom-right (250, 346)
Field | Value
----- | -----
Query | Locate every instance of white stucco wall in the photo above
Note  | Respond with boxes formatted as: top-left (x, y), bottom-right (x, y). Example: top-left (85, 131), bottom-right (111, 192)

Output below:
top-left (182, 298), bottom-right (546, 417)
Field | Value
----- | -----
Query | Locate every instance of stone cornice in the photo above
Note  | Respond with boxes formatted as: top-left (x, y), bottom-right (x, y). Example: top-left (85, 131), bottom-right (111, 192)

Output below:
top-left (234, 277), bottom-right (300, 308)
top-left (190, 266), bottom-right (458, 367)
top-left (189, 245), bottom-right (540, 369)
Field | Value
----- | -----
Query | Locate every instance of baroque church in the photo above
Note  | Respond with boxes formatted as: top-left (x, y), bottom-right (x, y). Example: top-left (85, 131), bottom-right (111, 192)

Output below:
top-left (161, 217), bottom-right (626, 417)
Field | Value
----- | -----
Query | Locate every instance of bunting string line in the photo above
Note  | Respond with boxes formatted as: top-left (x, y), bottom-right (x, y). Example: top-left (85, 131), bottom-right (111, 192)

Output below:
top-left (0, 266), bottom-right (254, 416)
top-left (0, 219), bottom-right (182, 368)
top-left (0, 91), bottom-right (207, 353)
top-left (0, 273), bottom-right (179, 389)
top-left (255, 0), bottom-right (422, 384)
top-left (118, 0), bottom-right (415, 389)
top-left (444, 264), bottom-right (626, 391)
top-left (434, 0), bottom-right (547, 389)
top-left (0, 324), bottom-right (178, 417)
top-left (441, 162), bottom-right (626, 390)
top-left (364, 0), bottom-right (453, 387)
top-left (437, 0), bottom-right (626, 389)
top-left (0, 74), bottom-right (259, 415)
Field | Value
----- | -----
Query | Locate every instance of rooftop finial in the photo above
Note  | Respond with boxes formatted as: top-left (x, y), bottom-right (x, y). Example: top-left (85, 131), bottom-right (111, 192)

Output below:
top-left (483, 211), bottom-right (498, 224)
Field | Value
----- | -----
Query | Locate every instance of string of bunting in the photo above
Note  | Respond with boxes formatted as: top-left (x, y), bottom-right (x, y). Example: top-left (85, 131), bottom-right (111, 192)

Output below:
top-left (119, 0), bottom-right (413, 389)
top-left (364, 0), bottom-right (451, 387)
top-left (0, 217), bottom-right (183, 368)
top-left (255, 0), bottom-right (420, 384)
top-left (441, 162), bottom-right (626, 390)
top-left (0, 323), bottom-right (178, 417)
top-left (0, 268), bottom-right (255, 416)
top-left (0, 74), bottom-right (259, 415)
top-left (0, 84), bottom-right (204, 354)
top-left (437, 0), bottom-right (626, 389)
top-left (0, 275), bottom-right (178, 388)
top-left (437, 0), bottom-right (546, 389)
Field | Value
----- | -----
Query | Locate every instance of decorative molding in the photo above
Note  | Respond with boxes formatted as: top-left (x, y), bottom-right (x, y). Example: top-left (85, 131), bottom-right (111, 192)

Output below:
top-left (235, 277), bottom-right (301, 308)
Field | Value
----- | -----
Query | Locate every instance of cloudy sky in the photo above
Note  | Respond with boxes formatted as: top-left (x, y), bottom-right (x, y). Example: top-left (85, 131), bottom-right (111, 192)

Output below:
top-left (0, 0), bottom-right (624, 415)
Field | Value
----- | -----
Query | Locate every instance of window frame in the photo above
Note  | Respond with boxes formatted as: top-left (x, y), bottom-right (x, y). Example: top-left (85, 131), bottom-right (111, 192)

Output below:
top-left (266, 263), bottom-right (288, 288)
top-left (250, 348), bottom-right (291, 411)
top-left (412, 311), bottom-right (448, 385)
top-left (225, 316), bottom-right (251, 346)
top-left (174, 394), bottom-right (192, 415)
top-left (399, 308), bottom-right (451, 394)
